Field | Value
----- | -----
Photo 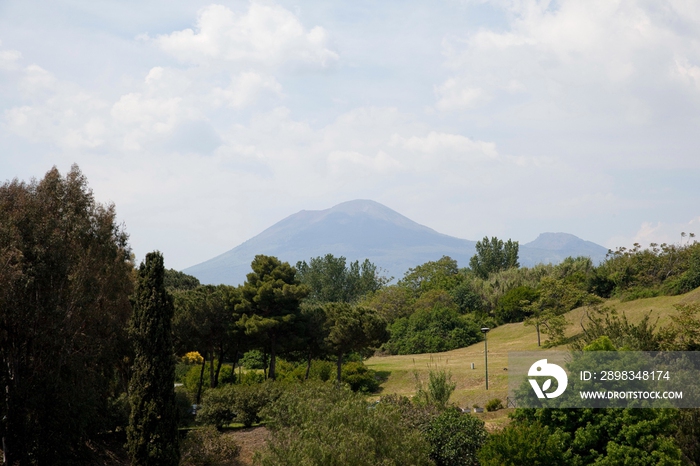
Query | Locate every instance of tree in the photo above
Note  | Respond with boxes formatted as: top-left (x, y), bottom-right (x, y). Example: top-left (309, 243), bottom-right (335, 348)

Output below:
top-left (237, 255), bottom-right (308, 380)
top-left (324, 303), bottom-right (388, 383)
top-left (495, 285), bottom-right (538, 323)
top-left (164, 268), bottom-right (201, 290)
top-left (127, 251), bottom-right (179, 466)
top-left (296, 254), bottom-right (388, 303)
top-left (0, 166), bottom-right (133, 464)
top-left (398, 256), bottom-right (462, 295)
top-left (425, 409), bottom-right (487, 466)
top-left (384, 307), bottom-right (482, 355)
top-left (469, 236), bottom-right (519, 279)
top-left (524, 277), bottom-right (596, 347)
top-left (173, 284), bottom-right (242, 402)
top-left (360, 285), bottom-right (415, 323)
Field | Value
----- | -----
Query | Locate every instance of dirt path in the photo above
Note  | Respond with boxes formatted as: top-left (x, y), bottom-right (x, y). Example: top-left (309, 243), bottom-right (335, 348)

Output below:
top-left (225, 427), bottom-right (270, 465)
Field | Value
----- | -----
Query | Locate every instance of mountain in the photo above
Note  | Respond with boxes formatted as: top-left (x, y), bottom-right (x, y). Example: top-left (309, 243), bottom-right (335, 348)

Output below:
top-left (183, 200), bottom-right (609, 285)
top-left (520, 232), bottom-right (609, 266)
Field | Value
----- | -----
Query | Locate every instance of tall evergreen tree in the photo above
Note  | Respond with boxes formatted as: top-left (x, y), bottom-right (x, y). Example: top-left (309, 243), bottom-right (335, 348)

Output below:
top-left (127, 252), bottom-right (179, 466)
top-left (237, 255), bottom-right (308, 380)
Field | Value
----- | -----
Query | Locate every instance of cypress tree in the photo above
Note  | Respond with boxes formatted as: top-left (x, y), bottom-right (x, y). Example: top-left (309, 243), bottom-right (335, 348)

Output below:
top-left (127, 251), bottom-right (180, 466)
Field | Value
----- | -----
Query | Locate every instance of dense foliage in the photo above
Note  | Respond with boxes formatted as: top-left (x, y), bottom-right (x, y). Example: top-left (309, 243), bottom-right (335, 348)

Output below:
top-left (0, 166), bottom-right (133, 464)
top-left (127, 251), bottom-right (180, 466)
top-left (296, 254), bottom-right (388, 303)
top-left (469, 236), bottom-right (519, 279)
top-left (384, 306), bottom-right (482, 354)
top-left (255, 382), bottom-right (433, 466)
top-left (180, 426), bottom-right (242, 466)
top-left (426, 409), bottom-right (487, 466)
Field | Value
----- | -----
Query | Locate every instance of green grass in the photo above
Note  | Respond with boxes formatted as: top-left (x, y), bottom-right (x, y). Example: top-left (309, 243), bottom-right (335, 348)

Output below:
top-left (366, 287), bottom-right (700, 429)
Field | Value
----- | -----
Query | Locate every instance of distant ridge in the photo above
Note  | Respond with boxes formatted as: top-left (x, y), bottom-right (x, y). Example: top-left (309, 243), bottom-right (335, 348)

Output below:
top-left (183, 200), bottom-right (609, 285)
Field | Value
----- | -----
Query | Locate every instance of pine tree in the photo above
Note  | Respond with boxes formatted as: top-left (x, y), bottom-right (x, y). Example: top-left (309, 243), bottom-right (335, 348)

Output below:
top-left (127, 251), bottom-right (180, 466)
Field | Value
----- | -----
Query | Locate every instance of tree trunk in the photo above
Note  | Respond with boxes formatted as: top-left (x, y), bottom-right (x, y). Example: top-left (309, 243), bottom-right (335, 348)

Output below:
top-left (536, 323), bottom-right (541, 347)
top-left (213, 345), bottom-right (225, 388)
top-left (336, 353), bottom-right (343, 385)
top-left (196, 353), bottom-right (207, 405)
top-left (209, 353), bottom-right (215, 389)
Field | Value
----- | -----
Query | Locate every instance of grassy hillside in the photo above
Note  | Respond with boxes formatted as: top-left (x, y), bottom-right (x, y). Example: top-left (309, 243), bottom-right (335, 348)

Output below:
top-left (366, 287), bottom-right (700, 428)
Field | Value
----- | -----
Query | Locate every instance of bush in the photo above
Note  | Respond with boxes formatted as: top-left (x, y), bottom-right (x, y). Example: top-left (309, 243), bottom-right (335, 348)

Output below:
top-left (478, 423), bottom-right (565, 466)
top-left (197, 382), bottom-right (281, 428)
top-left (233, 382), bottom-right (281, 427)
top-left (379, 394), bottom-right (439, 432)
top-left (494, 286), bottom-right (537, 323)
top-left (414, 368), bottom-right (456, 409)
top-left (425, 409), bottom-right (488, 466)
top-left (256, 382), bottom-right (433, 466)
top-left (341, 361), bottom-right (379, 393)
top-left (239, 350), bottom-right (266, 370)
top-left (175, 363), bottom-right (191, 383)
top-left (176, 386), bottom-right (195, 427)
top-left (485, 398), bottom-right (503, 412)
top-left (183, 351), bottom-right (204, 364)
top-left (197, 385), bottom-right (237, 428)
top-left (180, 426), bottom-right (242, 466)
top-left (384, 307), bottom-right (482, 355)
top-left (237, 370), bottom-right (265, 385)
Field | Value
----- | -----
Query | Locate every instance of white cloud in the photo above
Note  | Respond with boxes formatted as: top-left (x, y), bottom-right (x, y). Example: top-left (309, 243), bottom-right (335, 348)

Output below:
top-left (434, 78), bottom-right (487, 110)
top-left (328, 150), bottom-right (403, 174)
top-left (0, 41), bottom-right (22, 70)
top-left (439, 0), bottom-right (700, 137)
top-left (211, 71), bottom-right (282, 108)
top-left (154, 3), bottom-right (338, 67)
top-left (393, 131), bottom-right (499, 159)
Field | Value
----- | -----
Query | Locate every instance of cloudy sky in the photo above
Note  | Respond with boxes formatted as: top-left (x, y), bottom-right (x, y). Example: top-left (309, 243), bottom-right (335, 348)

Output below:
top-left (2, 0), bottom-right (699, 270)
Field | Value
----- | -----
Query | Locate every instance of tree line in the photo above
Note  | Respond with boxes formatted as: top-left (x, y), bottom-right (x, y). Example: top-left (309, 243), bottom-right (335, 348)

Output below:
top-left (3, 165), bottom-right (700, 465)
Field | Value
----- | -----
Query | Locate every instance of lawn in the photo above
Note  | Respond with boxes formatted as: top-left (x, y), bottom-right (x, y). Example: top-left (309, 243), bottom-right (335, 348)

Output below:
top-left (366, 287), bottom-right (700, 427)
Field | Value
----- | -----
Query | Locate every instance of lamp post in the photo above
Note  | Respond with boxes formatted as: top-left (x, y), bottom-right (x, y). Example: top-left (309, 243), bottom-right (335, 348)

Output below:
top-left (481, 327), bottom-right (490, 390)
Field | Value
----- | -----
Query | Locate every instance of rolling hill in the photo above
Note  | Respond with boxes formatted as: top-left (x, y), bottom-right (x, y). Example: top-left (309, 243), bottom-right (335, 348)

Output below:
top-left (365, 287), bottom-right (700, 427)
top-left (184, 200), bottom-right (609, 285)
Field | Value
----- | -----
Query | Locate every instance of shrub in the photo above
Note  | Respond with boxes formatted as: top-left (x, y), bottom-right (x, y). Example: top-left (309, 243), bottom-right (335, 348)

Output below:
top-left (478, 423), bottom-right (566, 466)
top-left (197, 382), bottom-right (282, 428)
top-left (385, 307), bottom-right (482, 355)
top-left (175, 386), bottom-right (195, 427)
top-left (197, 385), bottom-right (237, 428)
top-left (180, 426), bottom-right (242, 466)
top-left (341, 361), bottom-right (379, 393)
top-left (239, 350), bottom-right (266, 370)
top-left (379, 394), bottom-right (439, 432)
top-left (256, 382), bottom-right (433, 466)
top-left (485, 398), bottom-right (503, 412)
top-left (233, 382), bottom-right (281, 427)
top-left (425, 408), bottom-right (487, 466)
top-left (494, 286), bottom-right (538, 323)
top-left (183, 351), bottom-right (204, 364)
top-left (237, 370), bottom-right (265, 385)
top-left (414, 368), bottom-right (456, 409)
top-left (175, 363), bottom-right (191, 383)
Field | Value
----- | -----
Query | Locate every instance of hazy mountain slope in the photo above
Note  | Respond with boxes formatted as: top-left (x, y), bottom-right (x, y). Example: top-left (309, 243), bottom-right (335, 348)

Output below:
top-left (520, 232), bottom-right (609, 266)
top-left (184, 200), bottom-right (608, 285)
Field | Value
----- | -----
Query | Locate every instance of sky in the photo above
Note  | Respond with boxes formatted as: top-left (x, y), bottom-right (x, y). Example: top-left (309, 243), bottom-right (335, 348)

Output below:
top-left (1, 0), bottom-right (699, 270)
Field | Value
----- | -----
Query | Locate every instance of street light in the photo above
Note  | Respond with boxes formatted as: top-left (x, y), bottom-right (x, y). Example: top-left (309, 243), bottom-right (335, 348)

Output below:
top-left (481, 327), bottom-right (490, 390)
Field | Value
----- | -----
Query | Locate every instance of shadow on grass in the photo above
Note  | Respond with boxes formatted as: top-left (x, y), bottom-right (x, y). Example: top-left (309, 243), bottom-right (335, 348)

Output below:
top-left (371, 370), bottom-right (392, 394)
